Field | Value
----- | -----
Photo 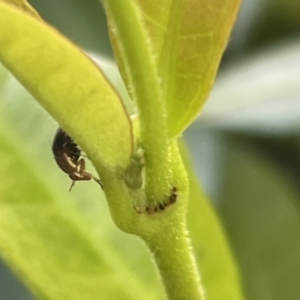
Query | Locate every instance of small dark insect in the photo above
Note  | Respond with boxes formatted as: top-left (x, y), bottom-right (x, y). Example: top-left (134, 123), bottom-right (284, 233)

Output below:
top-left (52, 128), bottom-right (103, 191)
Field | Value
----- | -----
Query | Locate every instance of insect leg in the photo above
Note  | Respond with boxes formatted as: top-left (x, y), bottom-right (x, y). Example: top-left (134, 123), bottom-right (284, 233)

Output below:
top-left (77, 158), bottom-right (103, 189)
top-left (69, 180), bottom-right (76, 192)
top-left (93, 177), bottom-right (103, 189)
top-left (77, 158), bottom-right (86, 172)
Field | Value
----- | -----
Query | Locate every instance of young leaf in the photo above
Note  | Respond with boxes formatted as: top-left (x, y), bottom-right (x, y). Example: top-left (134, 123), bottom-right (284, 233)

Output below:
top-left (0, 2), bottom-right (132, 171)
top-left (106, 0), bottom-right (240, 137)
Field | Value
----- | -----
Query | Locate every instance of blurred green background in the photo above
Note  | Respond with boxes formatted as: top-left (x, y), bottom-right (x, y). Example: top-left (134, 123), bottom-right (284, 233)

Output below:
top-left (1, 0), bottom-right (300, 299)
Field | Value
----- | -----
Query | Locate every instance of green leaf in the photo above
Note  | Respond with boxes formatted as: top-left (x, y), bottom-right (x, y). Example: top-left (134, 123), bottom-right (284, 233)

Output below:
top-left (107, 0), bottom-right (240, 137)
top-left (181, 141), bottom-right (246, 300)
top-left (220, 141), bottom-right (300, 300)
top-left (0, 120), bottom-right (158, 300)
top-left (0, 63), bottom-right (165, 300)
top-left (0, 2), bottom-right (132, 171)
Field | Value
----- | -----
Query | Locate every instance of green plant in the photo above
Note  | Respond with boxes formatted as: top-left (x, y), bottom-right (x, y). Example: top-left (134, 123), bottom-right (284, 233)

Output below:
top-left (0, 1), bottom-right (242, 299)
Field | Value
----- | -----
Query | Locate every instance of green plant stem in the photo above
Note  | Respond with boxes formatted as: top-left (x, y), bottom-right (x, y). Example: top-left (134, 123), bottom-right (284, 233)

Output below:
top-left (143, 220), bottom-right (205, 300)
top-left (99, 3), bottom-right (205, 299)
top-left (102, 0), bottom-right (171, 201)
top-left (95, 143), bottom-right (204, 300)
